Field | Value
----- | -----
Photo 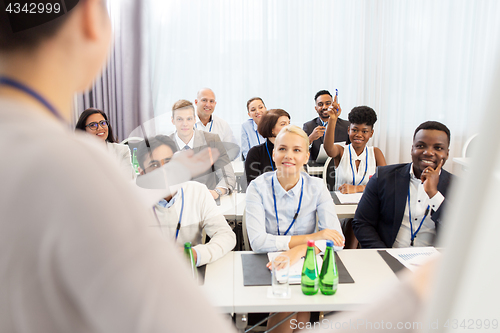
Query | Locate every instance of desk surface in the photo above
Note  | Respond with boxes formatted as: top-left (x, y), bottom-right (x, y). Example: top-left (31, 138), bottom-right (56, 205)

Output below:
top-left (202, 250), bottom-right (400, 314)
top-left (200, 252), bottom-right (234, 313)
top-left (231, 160), bottom-right (244, 177)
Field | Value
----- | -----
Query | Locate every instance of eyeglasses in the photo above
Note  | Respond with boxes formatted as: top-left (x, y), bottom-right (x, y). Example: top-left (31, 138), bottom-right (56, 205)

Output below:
top-left (144, 157), bottom-right (172, 173)
top-left (86, 120), bottom-right (109, 131)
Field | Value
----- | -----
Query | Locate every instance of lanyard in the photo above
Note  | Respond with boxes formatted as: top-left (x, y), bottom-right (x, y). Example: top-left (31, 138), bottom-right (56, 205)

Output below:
top-left (153, 188), bottom-right (185, 241)
top-left (265, 140), bottom-right (274, 171)
top-left (195, 117), bottom-right (213, 132)
top-left (0, 76), bottom-right (65, 123)
top-left (349, 144), bottom-right (368, 186)
top-left (320, 120), bottom-right (328, 137)
top-left (407, 186), bottom-right (430, 246)
top-left (271, 176), bottom-right (304, 236)
top-left (255, 130), bottom-right (261, 145)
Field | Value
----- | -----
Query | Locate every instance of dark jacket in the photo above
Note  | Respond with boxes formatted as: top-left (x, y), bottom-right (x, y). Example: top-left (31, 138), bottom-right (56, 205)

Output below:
top-left (352, 163), bottom-right (453, 248)
top-left (245, 139), bottom-right (275, 185)
top-left (303, 117), bottom-right (350, 161)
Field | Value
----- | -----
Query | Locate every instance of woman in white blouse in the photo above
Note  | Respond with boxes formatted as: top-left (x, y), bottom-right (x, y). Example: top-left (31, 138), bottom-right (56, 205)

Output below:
top-left (75, 108), bottom-right (136, 179)
top-left (324, 105), bottom-right (387, 193)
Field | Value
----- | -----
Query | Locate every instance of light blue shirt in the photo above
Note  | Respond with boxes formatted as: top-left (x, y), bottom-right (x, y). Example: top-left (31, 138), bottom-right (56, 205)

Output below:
top-left (241, 119), bottom-right (265, 159)
top-left (245, 171), bottom-right (343, 253)
top-left (157, 190), bottom-right (180, 208)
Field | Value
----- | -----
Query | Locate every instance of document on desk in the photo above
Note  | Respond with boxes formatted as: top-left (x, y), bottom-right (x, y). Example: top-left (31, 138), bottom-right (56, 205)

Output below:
top-left (334, 191), bottom-right (363, 204)
top-left (386, 247), bottom-right (440, 272)
top-left (268, 252), bottom-right (323, 284)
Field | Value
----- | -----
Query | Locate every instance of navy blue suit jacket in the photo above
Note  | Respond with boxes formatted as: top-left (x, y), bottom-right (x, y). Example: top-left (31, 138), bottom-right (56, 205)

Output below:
top-left (352, 163), bottom-right (453, 248)
top-left (303, 117), bottom-right (350, 161)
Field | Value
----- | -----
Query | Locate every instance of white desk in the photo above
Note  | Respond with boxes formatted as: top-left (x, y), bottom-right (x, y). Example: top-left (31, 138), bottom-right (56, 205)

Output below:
top-left (219, 193), bottom-right (246, 219)
top-left (200, 252), bottom-right (234, 314)
top-left (232, 250), bottom-right (399, 314)
top-left (335, 204), bottom-right (357, 219)
top-left (231, 160), bottom-right (244, 177)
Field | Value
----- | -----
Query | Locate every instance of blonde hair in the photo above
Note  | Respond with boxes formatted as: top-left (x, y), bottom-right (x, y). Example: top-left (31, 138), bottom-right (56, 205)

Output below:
top-left (275, 125), bottom-right (310, 151)
top-left (171, 99), bottom-right (195, 117)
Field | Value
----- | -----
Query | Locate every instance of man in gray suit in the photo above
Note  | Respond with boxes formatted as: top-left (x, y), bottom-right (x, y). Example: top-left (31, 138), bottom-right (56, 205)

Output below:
top-left (169, 99), bottom-right (235, 200)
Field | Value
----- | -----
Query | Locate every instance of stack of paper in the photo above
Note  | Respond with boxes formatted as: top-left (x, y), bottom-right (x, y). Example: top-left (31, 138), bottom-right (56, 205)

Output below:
top-left (268, 252), bottom-right (323, 284)
top-left (386, 247), bottom-right (440, 272)
top-left (335, 191), bottom-right (363, 204)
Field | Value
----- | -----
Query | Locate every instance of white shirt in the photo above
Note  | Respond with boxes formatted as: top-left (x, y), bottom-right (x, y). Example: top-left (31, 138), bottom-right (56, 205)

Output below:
top-left (246, 171), bottom-right (344, 253)
top-left (174, 132), bottom-right (195, 150)
top-left (195, 114), bottom-right (240, 159)
top-left (393, 164), bottom-right (445, 248)
top-left (335, 144), bottom-right (376, 190)
top-left (0, 97), bottom-right (236, 333)
top-left (152, 182), bottom-right (236, 266)
top-left (106, 141), bottom-right (136, 179)
top-left (241, 118), bottom-right (264, 159)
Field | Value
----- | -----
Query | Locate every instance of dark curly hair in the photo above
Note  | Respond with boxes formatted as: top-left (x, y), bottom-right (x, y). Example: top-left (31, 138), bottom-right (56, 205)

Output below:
top-left (348, 106), bottom-right (377, 127)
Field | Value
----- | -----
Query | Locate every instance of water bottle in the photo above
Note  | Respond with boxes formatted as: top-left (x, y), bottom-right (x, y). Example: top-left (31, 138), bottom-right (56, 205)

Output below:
top-left (319, 240), bottom-right (338, 295)
top-left (132, 147), bottom-right (139, 174)
top-left (301, 240), bottom-right (319, 295)
top-left (184, 242), bottom-right (197, 279)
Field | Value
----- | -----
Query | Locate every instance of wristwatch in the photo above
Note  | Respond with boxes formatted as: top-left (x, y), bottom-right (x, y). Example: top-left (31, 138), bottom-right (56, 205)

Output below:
top-left (214, 188), bottom-right (223, 198)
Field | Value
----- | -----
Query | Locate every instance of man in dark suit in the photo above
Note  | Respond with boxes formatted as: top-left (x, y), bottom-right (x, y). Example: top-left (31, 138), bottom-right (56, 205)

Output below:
top-left (303, 90), bottom-right (350, 161)
top-left (353, 121), bottom-right (453, 248)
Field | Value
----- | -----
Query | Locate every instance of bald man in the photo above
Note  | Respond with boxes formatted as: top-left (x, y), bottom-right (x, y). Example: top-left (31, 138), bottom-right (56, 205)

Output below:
top-left (195, 88), bottom-right (240, 159)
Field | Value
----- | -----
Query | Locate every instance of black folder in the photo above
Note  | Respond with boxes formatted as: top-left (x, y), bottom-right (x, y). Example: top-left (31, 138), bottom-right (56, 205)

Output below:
top-left (377, 250), bottom-right (406, 275)
top-left (241, 252), bottom-right (355, 287)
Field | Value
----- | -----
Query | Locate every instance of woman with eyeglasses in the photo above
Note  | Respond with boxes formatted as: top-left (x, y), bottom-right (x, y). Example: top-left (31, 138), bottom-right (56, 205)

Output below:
top-left (75, 108), bottom-right (136, 179)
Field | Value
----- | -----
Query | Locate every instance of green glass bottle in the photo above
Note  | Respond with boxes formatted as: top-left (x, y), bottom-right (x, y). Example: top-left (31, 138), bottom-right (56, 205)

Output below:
top-left (319, 240), bottom-right (338, 295)
top-left (301, 240), bottom-right (319, 295)
top-left (132, 147), bottom-right (139, 174)
top-left (184, 242), bottom-right (197, 279)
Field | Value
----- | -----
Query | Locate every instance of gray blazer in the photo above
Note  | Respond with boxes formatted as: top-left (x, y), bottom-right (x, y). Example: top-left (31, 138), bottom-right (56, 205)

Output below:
top-left (170, 130), bottom-right (236, 193)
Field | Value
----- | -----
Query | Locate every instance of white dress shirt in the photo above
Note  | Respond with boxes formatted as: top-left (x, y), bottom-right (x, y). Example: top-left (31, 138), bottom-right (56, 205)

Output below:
top-left (335, 145), bottom-right (376, 190)
top-left (195, 114), bottom-right (240, 159)
top-left (393, 164), bottom-right (445, 247)
top-left (246, 171), bottom-right (344, 253)
top-left (174, 132), bottom-right (195, 150)
top-left (241, 118), bottom-right (264, 159)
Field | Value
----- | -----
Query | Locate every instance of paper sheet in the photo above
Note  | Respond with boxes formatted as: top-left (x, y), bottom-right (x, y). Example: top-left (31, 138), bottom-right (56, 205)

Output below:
top-left (334, 191), bottom-right (363, 204)
top-left (386, 247), bottom-right (440, 272)
top-left (268, 252), bottom-right (323, 284)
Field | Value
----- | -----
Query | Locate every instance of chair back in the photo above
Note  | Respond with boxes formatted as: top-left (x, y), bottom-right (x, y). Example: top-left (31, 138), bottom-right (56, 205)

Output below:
top-left (242, 211), bottom-right (252, 251)
top-left (462, 134), bottom-right (478, 158)
top-left (322, 157), bottom-right (336, 191)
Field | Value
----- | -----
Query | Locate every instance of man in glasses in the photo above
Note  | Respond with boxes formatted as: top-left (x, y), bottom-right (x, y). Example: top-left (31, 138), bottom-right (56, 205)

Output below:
top-left (136, 135), bottom-right (236, 266)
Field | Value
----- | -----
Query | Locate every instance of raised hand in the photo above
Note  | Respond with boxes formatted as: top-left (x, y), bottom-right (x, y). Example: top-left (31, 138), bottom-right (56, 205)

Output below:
top-left (326, 95), bottom-right (342, 120)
